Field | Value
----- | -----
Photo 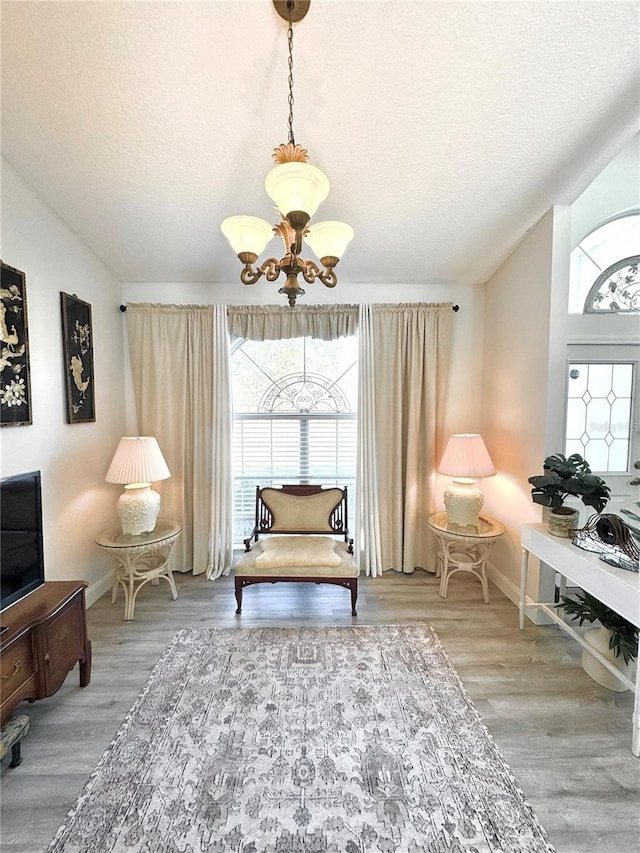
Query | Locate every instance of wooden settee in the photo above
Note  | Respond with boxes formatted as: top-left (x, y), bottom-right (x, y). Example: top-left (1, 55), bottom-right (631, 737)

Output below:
top-left (234, 485), bottom-right (359, 615)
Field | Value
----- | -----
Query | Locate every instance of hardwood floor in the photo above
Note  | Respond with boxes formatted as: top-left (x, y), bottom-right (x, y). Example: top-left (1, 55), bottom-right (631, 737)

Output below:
top-left (1, 569), bottom-right (638, 852)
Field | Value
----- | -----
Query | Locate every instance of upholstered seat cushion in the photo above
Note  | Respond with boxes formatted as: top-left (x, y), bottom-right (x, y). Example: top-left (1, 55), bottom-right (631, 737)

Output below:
top-left (255, 536), bottom-right (342, 568)
top-left (236, 537), bottom-right (358, 578)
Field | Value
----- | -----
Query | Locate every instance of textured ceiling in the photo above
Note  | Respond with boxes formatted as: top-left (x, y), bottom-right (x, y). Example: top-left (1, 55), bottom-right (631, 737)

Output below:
top-left (2, 0), bottom-right (639, 286)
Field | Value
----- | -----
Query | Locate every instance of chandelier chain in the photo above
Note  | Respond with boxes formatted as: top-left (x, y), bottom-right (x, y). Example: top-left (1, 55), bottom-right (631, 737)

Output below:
top-left (287, 2), bottom-right (295, 145)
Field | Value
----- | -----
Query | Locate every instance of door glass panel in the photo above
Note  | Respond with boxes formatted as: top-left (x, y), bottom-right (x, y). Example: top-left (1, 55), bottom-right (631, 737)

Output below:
top-left (566, 398), bottom-right (586, 440)
top-left (565, 362), bottom-right (633, 472)
top-left (587, 363), bottom-right (612, 397)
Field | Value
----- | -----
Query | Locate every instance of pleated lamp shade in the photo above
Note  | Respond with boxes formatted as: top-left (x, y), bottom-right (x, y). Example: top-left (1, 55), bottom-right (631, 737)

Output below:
top-left (438, 434), bottom-right (496, 527)
top-left (438, 434), bottom-right (496, 480)
top-left (106, 437), bottom-right (170, 536)
top-left (106, 437), bottom-right (170, 485)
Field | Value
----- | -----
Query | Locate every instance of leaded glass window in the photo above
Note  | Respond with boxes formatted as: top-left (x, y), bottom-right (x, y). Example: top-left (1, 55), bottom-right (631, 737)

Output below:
top-left (569, 212), bottom-right (640, 313)
top-left (584, 256), bottom-right (640, 313)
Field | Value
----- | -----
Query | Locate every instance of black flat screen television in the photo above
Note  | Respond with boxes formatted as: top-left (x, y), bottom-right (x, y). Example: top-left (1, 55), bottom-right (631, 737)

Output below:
top-left (1, 470), bottom-right (45, 612)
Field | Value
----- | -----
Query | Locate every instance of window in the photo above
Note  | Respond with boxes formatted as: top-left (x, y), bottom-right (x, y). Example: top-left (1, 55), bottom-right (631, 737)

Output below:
top-left (569, 212), bottom-right (640, 313)
top-left (231, 336), bottom-right (358, 544)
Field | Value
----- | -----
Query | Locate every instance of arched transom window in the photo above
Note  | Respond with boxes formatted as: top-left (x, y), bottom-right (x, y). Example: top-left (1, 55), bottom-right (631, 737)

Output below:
top-left (569, 212), bottom-right (640, 313)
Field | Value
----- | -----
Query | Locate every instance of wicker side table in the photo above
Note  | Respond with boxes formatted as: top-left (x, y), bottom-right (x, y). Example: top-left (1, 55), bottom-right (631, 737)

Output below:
top-left (427, 512), bottom-right (505, 603)
top-left (95, 518), bottom-right (181, 620)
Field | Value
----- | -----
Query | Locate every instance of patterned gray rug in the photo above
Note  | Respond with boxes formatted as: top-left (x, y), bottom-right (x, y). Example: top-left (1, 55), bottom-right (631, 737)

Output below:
top-left (48, 625), bottom-right (555, 853)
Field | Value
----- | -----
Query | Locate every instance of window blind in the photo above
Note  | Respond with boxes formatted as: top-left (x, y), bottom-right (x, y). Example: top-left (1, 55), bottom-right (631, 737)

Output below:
top-left (232, 413), bottom-right (357, 543)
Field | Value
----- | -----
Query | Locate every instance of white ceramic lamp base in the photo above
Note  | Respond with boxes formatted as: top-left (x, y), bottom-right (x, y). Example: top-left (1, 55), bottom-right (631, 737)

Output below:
top-left (443, 478), bottom-right (484, 527)
top-left (117, 484), bottom-right (161, 535)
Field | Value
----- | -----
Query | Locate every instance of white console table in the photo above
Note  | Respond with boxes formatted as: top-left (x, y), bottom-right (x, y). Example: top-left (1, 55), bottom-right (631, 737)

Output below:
top-left (520, 523), bottom-right (639, 757)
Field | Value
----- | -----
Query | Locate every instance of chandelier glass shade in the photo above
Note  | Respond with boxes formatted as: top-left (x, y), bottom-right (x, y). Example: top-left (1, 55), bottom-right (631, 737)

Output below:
top-left (220, 0), bottom-right (352, 307)
top-left (304, 220), bottom-right (355, 261)
top-left (220, 216), bottom-right (274, 257)
top-left (264, 161), bottom-right (330, 218)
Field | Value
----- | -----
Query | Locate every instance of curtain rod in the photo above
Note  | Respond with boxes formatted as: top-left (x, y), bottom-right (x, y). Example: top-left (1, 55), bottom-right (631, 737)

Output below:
top-left (119, 304), bottom-right (460, 312)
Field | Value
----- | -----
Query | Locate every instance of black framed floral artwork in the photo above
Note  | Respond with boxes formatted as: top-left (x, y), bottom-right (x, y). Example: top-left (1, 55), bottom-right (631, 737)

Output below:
top-left (1, 261), bottom-right (32, 427)
top-left (61, 292), bottom-right (95, 424)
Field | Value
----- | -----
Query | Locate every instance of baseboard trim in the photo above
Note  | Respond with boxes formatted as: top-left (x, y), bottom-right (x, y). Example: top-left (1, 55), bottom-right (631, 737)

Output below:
top-left (487, 562), bottom-right (554, 626)
top-left (86, 570), bottom-right (115, 608)
top-left (486, 562), bottom-right (519, 605)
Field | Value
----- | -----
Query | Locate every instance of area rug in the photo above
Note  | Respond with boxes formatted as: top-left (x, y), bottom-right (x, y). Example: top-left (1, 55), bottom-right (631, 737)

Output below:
top-left (48, 625), bottom-right (555, 853)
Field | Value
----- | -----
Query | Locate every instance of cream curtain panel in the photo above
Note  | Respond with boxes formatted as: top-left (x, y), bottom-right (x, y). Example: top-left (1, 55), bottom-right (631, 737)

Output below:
top-left (357, 303), bottom-right (453, 576)
top-left (126, 304), bottom-right (233, 578)
top-left (227, 304), bottom-right (358, 340)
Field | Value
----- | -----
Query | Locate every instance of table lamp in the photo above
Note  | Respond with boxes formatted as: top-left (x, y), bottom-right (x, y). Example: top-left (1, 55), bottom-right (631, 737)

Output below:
top-left (106, 436), bottom-right (170, 535)
top-left (438, 433), bottom-right (496, 527)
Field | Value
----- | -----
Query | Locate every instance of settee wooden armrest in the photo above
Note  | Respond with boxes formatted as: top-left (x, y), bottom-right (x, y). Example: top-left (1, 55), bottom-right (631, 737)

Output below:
top-left (234, 485), bottom-right (358, 615)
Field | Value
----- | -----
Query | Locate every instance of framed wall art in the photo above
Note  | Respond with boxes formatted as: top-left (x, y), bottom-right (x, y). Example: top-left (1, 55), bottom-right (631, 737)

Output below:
top-left (61, 292), bottom-right (95, 424)
top-left (1, 261), bottom-right (32, 427)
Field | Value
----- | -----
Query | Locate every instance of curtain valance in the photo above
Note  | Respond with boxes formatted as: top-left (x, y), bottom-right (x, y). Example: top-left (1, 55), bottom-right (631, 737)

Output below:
top-left (126, 303), bottom-right (215, 314)
top-left (367, 302), bottom-right (454, 315)
top-left (226, 304), bottom-right (358, 341)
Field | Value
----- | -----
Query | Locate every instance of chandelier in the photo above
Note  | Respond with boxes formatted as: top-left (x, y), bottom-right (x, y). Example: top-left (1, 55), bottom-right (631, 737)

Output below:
top-left (221, 0), bottom-right (353, 307)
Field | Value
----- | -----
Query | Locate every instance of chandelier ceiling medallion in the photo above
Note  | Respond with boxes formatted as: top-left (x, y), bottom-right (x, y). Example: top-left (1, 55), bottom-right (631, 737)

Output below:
top-left (221, 0), bottom-right (354, 307)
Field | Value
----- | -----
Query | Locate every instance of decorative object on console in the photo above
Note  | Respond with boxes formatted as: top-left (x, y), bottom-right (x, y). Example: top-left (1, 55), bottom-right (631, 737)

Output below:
top-left (438, 433), bottom-right (496, 527)
top-left (106, 437), bottom-right (170, 535)
top-left (571, 513), bottom-right (639, 573)
top-left (528, 452), bottom-right (610, 538)
top-left (620, 502), bottom-right (640, 540)
top-left (0, 261), bottom-right (32, 427)
top-left (60, 292), bottom-right (95, 424)
top-left (558, 589), bottom-right (638, 691)
top-left (220, 0), bottom-right (353, 307)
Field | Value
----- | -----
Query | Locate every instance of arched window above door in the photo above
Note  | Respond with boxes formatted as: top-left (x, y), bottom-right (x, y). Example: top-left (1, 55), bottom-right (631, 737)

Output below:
top-left (569, 211), bottom-right (640, 313)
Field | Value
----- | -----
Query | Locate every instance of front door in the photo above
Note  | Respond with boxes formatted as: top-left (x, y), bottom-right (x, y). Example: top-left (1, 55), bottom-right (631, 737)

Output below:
top-left (565, 344), bottom-right (640, 529)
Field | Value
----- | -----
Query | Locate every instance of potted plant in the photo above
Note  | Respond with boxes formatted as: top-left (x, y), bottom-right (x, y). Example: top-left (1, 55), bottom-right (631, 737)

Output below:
top-left (559, 590), bottom-right (638, 691)
top-left (528, 452), bottom-right (610, 537)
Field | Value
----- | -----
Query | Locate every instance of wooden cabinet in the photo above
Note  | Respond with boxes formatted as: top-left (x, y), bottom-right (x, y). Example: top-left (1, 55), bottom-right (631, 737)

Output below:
top-left (0, 582), bottom-right (91, 725)
top-left (1, 630), bottom-right (38, 717)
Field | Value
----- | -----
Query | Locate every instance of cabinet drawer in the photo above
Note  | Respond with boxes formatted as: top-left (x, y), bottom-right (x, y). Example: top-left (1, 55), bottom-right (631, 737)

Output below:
top-left (1, 633), bottom-right (37, 724)
top-left (41, 595), bottom-right (86, 696)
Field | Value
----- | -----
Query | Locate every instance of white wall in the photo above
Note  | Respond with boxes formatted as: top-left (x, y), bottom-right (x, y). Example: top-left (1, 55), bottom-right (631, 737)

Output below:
top-left (481, 207), bottom-right (571, 612)
top-left (1, 158), bottom-right (126, 605)
top-left (570, 132), bottom-right (640, 248)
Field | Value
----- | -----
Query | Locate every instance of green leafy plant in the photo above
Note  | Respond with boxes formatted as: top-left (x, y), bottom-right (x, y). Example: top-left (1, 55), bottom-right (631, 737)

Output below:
top-left (528, 453), bottom-right (610, 513)
top-left (559, 590), bottom-right (638, 664)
